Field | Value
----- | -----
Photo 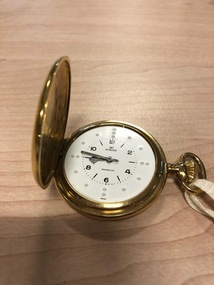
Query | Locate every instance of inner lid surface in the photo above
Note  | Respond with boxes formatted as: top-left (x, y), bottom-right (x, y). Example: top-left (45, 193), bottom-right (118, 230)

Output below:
top-left (32, 56), bottom-right (71, 189)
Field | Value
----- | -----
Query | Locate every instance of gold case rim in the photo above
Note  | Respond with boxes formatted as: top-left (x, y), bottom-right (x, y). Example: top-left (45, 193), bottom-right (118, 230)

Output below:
top-left (54, 120), bottom-right (168, 220)
top-left (32, 56), bottom-right (71, 189)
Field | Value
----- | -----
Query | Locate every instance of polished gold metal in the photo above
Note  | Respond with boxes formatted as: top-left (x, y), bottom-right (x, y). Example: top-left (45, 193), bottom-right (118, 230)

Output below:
top-left (32, 56), bottom-right (71, 189)
top-left (54, 120), bottom-right (168, 219)
top-left (168, 152), bottom-right (207, 194)
top-left (32, 56), bottom-right (207, 220)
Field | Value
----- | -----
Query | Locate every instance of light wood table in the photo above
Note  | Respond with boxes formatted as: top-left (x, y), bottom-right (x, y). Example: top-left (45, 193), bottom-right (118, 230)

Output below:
top-left (0, 1), bottom-right (214, 284)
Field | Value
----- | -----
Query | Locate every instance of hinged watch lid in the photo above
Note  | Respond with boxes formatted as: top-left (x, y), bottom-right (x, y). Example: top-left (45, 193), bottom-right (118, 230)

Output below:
top-left (32, 56), bottom-right (71, 189)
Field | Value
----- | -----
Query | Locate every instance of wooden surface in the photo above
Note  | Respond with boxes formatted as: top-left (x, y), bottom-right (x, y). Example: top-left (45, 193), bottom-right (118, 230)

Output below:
top-left (0, 0), bottom-right (214, 284)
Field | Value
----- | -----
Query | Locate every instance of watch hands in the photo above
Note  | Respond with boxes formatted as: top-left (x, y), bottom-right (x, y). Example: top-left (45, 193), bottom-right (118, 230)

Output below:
top-left (81, 151), bottom-right (119, 164)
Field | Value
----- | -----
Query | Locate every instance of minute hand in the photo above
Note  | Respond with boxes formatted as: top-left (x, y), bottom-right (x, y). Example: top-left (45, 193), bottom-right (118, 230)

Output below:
top-left (81, 151), bottom-right (119, 163)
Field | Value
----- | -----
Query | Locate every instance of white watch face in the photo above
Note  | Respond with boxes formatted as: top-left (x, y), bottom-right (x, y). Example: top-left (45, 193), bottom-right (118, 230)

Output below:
top-left (64, 125), bottom-right (156, 203)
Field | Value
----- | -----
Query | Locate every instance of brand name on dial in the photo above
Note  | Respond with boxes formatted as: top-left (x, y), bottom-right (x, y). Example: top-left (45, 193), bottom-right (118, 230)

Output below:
top-left (105, 147), bottom-right (117, 152)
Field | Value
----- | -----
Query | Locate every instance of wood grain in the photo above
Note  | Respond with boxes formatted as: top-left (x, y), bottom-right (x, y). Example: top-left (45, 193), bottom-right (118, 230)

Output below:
top-left (0, 0), bottom-right (214, 284)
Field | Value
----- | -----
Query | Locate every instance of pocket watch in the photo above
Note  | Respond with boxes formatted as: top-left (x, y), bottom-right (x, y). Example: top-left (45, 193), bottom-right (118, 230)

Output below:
top-left (32, 56), bottom-right (207, 220)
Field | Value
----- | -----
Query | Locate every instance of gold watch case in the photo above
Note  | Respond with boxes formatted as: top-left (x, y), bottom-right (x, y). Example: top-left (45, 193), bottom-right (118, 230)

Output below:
top-left (32, 56), bottom-right (205, 220)
top-left (55, 120), bottom-right (168, 219)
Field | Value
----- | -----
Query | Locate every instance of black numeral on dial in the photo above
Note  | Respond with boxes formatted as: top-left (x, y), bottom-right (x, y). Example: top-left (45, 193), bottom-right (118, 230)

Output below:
top-left (104, 177), bottom-right (109, 184)
top-left (90, 147), bottom-right (97, 151)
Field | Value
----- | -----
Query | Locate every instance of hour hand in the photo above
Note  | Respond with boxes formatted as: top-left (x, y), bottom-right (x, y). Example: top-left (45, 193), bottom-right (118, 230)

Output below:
top-left (89, 156), bottom-right (105, 164)
top-left (81, 151), bottom-right (119, 164)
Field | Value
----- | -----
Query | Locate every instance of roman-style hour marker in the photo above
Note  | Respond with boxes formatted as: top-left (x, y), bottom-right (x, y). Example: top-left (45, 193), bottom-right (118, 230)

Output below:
top-left (99, 140), bottom-right (103, 146)
top-left (92, 173), bottom-right (98, 179)
top-left (117, 175), bottom-right (121, 183)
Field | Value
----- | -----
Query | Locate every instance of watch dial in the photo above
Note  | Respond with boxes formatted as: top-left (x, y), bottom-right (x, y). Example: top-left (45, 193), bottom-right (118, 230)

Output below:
top-left (64, 125), bottom-right (156, 203)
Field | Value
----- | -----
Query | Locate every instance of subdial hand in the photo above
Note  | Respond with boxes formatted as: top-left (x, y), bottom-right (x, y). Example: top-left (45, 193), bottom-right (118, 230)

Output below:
top-left (81, 151), bottom-right (119, 164)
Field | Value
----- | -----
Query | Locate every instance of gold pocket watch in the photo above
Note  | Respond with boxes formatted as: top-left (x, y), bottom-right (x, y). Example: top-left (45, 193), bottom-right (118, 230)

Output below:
top-left (32, 56), bottom-right (206, 220)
